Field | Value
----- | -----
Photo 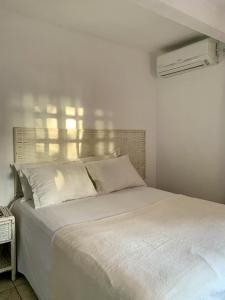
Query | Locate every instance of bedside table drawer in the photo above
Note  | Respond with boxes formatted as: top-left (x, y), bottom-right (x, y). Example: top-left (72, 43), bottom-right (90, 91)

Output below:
top-left (0, 222), bottom-right (12, 242)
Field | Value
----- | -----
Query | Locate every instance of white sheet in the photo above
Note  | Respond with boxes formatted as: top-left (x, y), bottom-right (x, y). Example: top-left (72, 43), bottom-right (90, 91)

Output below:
top-left (12, 187), bottom-right (173, 300)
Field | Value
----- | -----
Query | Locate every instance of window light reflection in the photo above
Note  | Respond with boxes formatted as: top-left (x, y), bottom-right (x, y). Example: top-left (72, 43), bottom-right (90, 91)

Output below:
top-left (49, 143), bottom-right (60, 156)
top-left (78, 130), bottom-right (84, 140)
top-left (78, 120), bottom-right (83, 130)
top-left (79, 142), bottom-right (82, 154)
top-left (66, 129), bottom-right (77, 139)
top-left (65, 106), bottom-right (76, 116)
top-left (67, 143), bottom-right (78, 160)
top-left (77, 107), bottom-right (84, 117)
top-left (36, 143), bottom-right (45, 153)
top-left (33, 101), bottom-right (87, 160)
top-left (108, 142), bottom-right (115, 153)
top-left (47, 118), bottom-right (58, 128)
top-left (66, 119), bottom-right (76, 130)
top-left (36, 128), bottom-right (45, 139)
top-left (47, 104), bottom-right (57, 114)
top-left (48, 128), bottom-right (59, 139)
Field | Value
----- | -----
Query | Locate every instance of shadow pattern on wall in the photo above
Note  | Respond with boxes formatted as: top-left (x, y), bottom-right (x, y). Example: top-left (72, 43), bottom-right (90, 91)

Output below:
top-left (13, 127), bottom-right (145, 179)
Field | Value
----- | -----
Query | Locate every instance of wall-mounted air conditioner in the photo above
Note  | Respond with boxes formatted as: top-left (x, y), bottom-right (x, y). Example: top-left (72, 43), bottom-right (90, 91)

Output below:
top-left (157, 38), bottom-right (218, 78)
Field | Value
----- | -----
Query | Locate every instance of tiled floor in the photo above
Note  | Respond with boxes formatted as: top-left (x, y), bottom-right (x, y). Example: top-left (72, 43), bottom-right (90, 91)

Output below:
top-left (0, 272), bottom-right (38, 300)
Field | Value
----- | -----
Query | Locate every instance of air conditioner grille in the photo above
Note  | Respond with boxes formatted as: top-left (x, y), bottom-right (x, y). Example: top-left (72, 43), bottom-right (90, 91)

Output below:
top-left (157, 38), bottom-right (218, 78)
top-left (159, 63), bottom-right (205, 78)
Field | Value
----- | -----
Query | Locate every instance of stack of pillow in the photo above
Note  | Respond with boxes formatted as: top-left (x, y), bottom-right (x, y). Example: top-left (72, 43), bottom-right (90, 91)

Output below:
top-left (13, 155), bottom-right (146, 209)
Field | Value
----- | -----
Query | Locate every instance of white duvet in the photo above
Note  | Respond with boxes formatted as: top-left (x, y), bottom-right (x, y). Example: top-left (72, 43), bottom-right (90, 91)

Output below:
top-left (52, 194), bottom-right (225, 300)
top-left (13, 186), bottom-right (172, 300)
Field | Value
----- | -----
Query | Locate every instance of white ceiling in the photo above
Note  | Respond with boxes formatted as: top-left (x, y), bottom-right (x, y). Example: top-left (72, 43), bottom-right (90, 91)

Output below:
top-left (132, 0), bottom-right (225, 43)
top-left (0, 0), bottom-right (202, 52)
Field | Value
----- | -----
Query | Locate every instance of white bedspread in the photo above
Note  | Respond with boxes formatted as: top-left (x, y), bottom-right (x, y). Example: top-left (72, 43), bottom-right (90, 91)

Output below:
top-left (13, 187), bottom-right (173, 300)
top-left (53, 194), bottom-right (225, 300)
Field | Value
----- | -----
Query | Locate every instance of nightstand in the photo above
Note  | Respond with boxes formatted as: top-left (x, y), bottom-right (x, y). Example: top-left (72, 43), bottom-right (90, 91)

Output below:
top-left (0, 207), bottom-right (16, 281)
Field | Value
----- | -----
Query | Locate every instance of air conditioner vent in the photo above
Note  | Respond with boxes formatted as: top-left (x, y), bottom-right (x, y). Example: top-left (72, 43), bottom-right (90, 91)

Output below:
top-left (157, 38), bottom-right (218, 78)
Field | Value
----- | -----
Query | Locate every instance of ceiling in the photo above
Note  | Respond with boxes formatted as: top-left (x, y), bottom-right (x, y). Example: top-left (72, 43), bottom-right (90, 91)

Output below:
top-left (198, 0), bottom-right (225, 11)
top-left (0, 0), bottom-right (202, 52)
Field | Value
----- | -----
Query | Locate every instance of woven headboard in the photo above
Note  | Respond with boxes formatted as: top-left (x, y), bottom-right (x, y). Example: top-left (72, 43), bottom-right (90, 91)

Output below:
top-left (13, 127), bottom-right (145, 178)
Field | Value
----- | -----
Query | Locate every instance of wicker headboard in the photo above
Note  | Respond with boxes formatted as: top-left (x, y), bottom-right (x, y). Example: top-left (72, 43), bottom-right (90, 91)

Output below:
top-left (13, 127), bottom-right (145, 178)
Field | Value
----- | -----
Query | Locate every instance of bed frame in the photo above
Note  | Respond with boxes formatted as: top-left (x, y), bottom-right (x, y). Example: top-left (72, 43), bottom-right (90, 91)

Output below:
top-left (13, 127), bottom-right (145, 178)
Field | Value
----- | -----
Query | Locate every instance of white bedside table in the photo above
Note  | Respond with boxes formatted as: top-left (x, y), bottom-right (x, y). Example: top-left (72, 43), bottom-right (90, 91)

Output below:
top-left (0, 207), bottom-right (16, 281)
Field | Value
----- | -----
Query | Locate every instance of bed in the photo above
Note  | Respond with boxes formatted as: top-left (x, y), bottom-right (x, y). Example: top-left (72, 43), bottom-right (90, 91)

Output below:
top-left (12, 186), bottom-right (225, 300)
top-left (12, 186), bottom-right (173, 300)
top-left (11, 127), bottom-right (225, 300)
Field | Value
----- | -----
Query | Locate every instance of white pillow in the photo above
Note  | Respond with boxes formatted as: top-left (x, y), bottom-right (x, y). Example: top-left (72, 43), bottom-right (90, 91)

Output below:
top-left (13, 161), bottom-right (53, 201)
top-left (85, 155), bottom-right (146, 194)
top-left (22, 161), bottom-right (97, 209)
top-left (13, 155), bottom-right (116, 201)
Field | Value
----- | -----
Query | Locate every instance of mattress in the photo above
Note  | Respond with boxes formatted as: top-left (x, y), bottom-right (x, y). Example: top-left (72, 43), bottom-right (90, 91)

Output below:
top-left (12, 186), bottom-right (173, 300)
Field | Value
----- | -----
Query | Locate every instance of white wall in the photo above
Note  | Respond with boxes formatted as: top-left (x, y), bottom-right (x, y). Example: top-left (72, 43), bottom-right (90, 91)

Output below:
top-left (157, 61), bottom-right (225, 203)
top-left (0, 9), bottom-right (157, 206)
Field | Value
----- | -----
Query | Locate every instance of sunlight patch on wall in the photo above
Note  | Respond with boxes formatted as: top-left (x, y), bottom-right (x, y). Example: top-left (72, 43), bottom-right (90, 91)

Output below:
top-left (47, 118), bottom-right (58, 128)
top-left (48, 128), bottom-right (59, 140)
top-left (67, 143), bottom-right (78, 160)
top-left (36, 128), bottom-right (45, 139)
top-left (47, 118), bottom-right (58, 139)
top-left (36, 143), bottom-right (45, 153)
top-left (79, 130), bottom-right (84, 140)
top-left (78, 120), bottom-right (83, 130)
top-left (49, 143), bottom-right (60, 156)
top-left (79, 142), bottom-right (82, 155)
top-left (66, 129), bottom-right (77, 139)
top-left (47, 104), bottom-right (57, 114)
top-left (65, 106), bottom-right (76, 116)
top-left (66, 119), bottom-right (76, 130)
top-left (108, 142), bottom-right (115, 153)
top-left (77, 107), bottom-right (84, 117)
top-left (31, 99), bottom-right (117, 162)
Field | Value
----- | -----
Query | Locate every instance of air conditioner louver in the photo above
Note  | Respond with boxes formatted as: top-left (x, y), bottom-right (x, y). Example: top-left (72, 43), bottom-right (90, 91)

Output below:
top-left (157, 38), bottom-right (218, 78)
